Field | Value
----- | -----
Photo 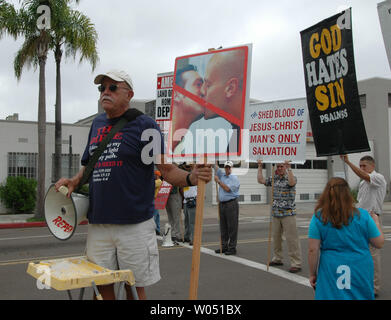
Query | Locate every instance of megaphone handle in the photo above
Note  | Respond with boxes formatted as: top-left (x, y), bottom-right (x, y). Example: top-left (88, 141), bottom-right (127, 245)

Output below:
top-left (59, 186), bottom-right (69, 197)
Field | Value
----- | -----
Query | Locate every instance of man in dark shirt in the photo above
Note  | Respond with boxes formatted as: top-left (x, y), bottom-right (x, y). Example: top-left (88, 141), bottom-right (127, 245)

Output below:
top-left (55, 70), bottom-right (211, 300)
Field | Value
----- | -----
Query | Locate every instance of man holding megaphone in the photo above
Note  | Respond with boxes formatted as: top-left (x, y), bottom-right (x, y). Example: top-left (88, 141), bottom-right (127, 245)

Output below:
top-left (55, 70), bottom-right (212, 300)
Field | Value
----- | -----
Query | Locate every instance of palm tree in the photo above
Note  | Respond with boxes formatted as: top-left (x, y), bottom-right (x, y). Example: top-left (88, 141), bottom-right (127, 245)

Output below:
top-left (1, 0), bottom-right (98, 218)
top-left (51, 5), bottom-right (98, 182)
top-left (11, 0), bottom-right (52, 219)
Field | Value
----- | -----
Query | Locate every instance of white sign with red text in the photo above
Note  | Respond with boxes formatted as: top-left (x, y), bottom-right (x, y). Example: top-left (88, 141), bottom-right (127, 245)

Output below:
top-left (155, 181), bottom-right (173, 209)
top-left (246, 99), bottom-right (308, 164)
top-left (156, 72), bottom-right (174, 120)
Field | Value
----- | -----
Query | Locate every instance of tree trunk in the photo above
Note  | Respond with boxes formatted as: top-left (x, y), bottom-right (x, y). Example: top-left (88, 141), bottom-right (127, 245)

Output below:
top-left (54, 46), bottom-right (62, 182)
top-left (35, 54), bottom-right (47, 219)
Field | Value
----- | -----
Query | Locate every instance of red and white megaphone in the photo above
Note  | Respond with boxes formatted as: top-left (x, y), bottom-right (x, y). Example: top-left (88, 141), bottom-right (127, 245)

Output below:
top-left (44, 184), bottom-right (89, 240)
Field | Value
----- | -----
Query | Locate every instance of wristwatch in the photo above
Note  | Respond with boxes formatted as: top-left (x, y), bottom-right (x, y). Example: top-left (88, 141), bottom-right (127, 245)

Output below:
top-left (186, 173), bottom-right (194, 186)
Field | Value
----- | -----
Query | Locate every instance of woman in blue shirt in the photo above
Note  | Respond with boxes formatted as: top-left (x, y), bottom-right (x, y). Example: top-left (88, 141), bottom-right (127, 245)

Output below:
top-left (308, 177), bottom-right (384, 300)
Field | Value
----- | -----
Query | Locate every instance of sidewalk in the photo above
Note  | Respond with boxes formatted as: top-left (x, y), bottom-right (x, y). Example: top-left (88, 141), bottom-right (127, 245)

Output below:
top-left (1, 202), bottom-right (391, 229)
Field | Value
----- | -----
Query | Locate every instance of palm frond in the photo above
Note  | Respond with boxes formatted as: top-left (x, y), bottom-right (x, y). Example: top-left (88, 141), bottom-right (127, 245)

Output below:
top-left (14, 34), bottom-right (40, 80)
top-left (0, 0), bottom-right (21, 39)
top-left (59, 9), bottom-right (99, 70)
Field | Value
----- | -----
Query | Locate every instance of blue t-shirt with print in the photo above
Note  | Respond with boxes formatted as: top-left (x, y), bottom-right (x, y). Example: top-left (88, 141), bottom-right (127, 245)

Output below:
top-left (308, 208), bottom-right (381, 300)
top-left (81, 112), bottom-right (164, 224)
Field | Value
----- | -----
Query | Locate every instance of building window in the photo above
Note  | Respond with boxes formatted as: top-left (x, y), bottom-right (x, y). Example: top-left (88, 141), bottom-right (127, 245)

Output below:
top-left (8, 152), bottom-right (37, 179)
top-left (249, 162), bottom-right (265, 169)
top-left (238, 195), bottom-right (244, 202)
top-left (359, 94), bottom-right (366, 108)
top-left (251, 194), bottom-right (261, 202)
top-left (313, 160), bottom-right (327, 169)
top-left (300, 193), bottom-right (310, 201)
top-left (296, 160), bottom-right (311, 169)
top-left (388, 93), bottom-right (391, 108)
top-left (51, 154), bottom-right (80, 182)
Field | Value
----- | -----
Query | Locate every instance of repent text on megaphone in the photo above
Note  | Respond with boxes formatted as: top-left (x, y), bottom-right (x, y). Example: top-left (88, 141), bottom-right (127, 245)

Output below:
top-left (44, 184), bottom-right (89, 241)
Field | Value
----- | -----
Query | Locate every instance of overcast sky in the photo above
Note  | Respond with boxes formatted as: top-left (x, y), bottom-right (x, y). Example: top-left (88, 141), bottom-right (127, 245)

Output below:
top-left (0, 0), bottom-right (389, 124)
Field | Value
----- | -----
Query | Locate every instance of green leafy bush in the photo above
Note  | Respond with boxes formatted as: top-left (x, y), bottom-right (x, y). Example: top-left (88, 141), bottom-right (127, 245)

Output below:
top-left (0, 176), bottom-right (37, 214)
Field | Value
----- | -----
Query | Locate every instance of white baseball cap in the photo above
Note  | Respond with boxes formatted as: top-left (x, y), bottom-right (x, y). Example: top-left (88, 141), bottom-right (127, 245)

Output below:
top-left (94, 70), bottom-right (134, 91)
top-left (224, 160), bottom-right (234, 167)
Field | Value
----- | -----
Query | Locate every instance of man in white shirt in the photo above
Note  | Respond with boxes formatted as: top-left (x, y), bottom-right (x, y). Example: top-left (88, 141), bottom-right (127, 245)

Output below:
top-left (341, 154), bottom-right (387, 296)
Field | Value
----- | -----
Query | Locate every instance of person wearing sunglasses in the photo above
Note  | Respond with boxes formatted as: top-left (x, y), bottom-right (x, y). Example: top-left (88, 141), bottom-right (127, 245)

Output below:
top-left (55, 70), bottom-right (212, 300)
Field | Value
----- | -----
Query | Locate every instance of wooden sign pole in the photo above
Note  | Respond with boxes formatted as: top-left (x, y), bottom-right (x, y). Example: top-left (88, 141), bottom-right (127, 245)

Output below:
top-left (266, 164), bottom-right (275, 272)
top-left (189, 156), bottom-right (207, 300)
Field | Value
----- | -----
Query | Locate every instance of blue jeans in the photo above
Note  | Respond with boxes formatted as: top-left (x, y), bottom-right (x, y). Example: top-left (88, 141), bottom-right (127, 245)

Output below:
top-left (184, 203), bottom-right (196, 241)
top-left (153, 209), bottom-right (160, 233)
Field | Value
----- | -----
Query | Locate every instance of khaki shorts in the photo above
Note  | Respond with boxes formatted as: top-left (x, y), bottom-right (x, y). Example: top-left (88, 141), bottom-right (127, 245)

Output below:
top-left (86, 218), bottom-right (160, 287)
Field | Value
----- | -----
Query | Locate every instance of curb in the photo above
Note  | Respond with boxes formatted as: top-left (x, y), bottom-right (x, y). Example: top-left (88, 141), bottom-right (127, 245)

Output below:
top-left (0, 221), bottom-right (88, 229)
top-left (0, 222), bottom-right (47, 229)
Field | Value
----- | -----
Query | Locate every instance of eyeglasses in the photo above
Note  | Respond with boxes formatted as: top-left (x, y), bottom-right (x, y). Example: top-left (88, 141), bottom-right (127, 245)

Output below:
top-left (98, 84), bottom-right (130, 93)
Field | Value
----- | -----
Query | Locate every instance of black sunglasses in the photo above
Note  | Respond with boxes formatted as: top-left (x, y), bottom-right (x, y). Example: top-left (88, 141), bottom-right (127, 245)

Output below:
top-left (98, 84), bottom-right (129, 93)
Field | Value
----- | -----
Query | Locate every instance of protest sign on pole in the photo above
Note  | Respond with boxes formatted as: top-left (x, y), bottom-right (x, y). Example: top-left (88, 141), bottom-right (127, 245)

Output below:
top-left (168, 44), bottom-right (252, 163)
top-left (378, 1), bottom-right (391, 70)
top-left (156, 72), bottom-right (174, 152)
top-left (246, 99), bottom-right (308, 164)
top-left (156, 72), bottom-right (174, 121)
top-left (154, 181), bottom-right (173, 210)
top-left (300, 9), bottom-right (370, 157)
top-left (167, 44), bottom-right (252, 300)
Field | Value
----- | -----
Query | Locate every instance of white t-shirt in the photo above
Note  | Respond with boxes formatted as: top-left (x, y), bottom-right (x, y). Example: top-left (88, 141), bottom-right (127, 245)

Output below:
top-left (174, 116), bottom-right (233, 155)
top-left (183, 186), bottom-right (197, 203)
top-left (357, 170), bottom-right (387, 215)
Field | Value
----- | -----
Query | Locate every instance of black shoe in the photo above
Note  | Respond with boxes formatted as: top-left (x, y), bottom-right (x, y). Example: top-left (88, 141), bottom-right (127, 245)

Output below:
top-left (156, 230), bottom-right (161, 236)
top-left (224, 249), bottom-right (237, 255)
top-left (289, 267), bottom-right (302, 273)
top-left (215, 248), bottom-right (227, 254)
top-left (189, 241), bottom-right (193, 245)
top-left (184, 238), bottom-right (190, 243)
top-left (269, 261), bottom-right (283, 266)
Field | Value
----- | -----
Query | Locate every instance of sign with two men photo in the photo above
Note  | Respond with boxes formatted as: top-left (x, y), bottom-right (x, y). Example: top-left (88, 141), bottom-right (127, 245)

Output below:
top-left (167, 44), bottom-right (252, 162)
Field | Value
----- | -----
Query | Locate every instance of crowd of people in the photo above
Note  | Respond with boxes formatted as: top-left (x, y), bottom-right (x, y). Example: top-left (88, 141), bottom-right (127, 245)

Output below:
top-left (54, 68), bottom-right (386, 300)
top-left (153, 154), bottom-right (386, 300)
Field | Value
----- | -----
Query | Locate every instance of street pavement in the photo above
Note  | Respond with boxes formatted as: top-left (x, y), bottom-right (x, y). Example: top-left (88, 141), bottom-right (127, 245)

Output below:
top-left (0, 202), bottom-right (391, 302)
top-left (0, 201), bottom-right (322, 225)
top-left (2, 201), bottom-right (391, 224)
